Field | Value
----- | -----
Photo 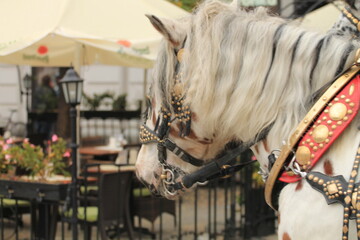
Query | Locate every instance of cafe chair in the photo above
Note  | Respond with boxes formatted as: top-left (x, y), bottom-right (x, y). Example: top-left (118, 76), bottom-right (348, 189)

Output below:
top-left (0, 197), bottom-right (30, 227)
top-left (131, 180), bottom-right (177, 236)
top-left (120, 143), bottom-right (177, 236)
top-left (64, 171), bottom-right (134, 240)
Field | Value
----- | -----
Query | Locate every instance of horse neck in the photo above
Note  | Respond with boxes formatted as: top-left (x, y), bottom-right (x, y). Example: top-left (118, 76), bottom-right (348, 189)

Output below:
top-left (233, 35), bottom-right (356, 144)
top-left (180, 7), bottom-right (360, 168)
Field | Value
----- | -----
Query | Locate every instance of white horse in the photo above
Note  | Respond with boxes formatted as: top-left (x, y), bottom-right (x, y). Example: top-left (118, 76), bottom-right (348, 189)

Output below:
top-left (136, 1), bottom-right (360, 239)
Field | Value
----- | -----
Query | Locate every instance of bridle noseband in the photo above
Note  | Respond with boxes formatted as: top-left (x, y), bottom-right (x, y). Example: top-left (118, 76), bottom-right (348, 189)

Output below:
top-left (140, 98), bottom-right (203, 195)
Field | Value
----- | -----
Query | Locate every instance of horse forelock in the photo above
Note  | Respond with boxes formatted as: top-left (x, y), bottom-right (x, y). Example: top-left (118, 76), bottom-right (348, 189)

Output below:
top-left (151, 0), bottom-right (359, 146)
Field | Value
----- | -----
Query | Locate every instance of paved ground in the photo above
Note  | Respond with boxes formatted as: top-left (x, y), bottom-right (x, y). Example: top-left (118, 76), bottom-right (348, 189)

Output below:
top-left (1, 214), bottom-right (278, 240)
top-left (2, 187), bottom-right (278, 239)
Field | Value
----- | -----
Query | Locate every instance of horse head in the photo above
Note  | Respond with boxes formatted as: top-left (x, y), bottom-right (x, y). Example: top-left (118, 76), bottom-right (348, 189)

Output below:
top-left (136, 9), bottom-right (233, 198)
top-left (136, 0), bottom-right (360, 203)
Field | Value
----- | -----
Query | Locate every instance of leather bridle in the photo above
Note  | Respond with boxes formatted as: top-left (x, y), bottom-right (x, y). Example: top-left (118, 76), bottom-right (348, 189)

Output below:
top-left (139, 46), bottom-right (272, 196)
top-left (139, 103), bottom-right (267, 195)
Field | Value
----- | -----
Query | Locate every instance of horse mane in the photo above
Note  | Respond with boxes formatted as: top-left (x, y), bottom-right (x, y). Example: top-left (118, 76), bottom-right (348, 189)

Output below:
top-left (152, 0), bottom-right (359, 145)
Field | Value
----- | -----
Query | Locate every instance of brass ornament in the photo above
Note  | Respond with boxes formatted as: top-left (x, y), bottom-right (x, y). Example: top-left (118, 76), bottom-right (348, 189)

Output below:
top-left (327, 183), bottom-right (339, 195)
top-left (329, 103), bottom-right (347, 120)
top-left (296, 146), bottom-right (311, 165)
top-left (173, 83), bottom-right (183, 96)
top-left (313, 125), bottom-right (329, 143)
top-left (352, 191), bottom-right (358, 208)
top-left (177, 48), bottom-right (185, 62)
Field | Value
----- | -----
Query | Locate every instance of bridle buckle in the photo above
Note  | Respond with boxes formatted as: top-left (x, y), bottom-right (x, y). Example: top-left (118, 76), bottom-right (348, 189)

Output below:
top-left (221, 165), bottom-right (232, 179)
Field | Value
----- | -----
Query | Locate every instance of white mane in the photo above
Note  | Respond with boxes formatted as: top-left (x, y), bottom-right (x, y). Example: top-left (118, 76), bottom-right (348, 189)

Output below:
top-left (138, 2), bottom-right (360, 239)
top-left (156, 1), bottom-right (359, 145)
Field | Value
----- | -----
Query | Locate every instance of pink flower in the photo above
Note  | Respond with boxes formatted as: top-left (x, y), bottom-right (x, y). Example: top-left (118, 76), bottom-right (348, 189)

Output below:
top-left (5, 154), bottom-right (11, 160)
top-left (23, 138), bottom-right (29, 144)
top-left (63, 151), bottom-right (71, 157)
top-left (51, 135), bottom-right (58, 142)
top-left (6, 138), bottom-right (13, 144)
top-left (30, 144), bottom-right (35, 148)
top-left (3, 144), bottom-right (9, 151)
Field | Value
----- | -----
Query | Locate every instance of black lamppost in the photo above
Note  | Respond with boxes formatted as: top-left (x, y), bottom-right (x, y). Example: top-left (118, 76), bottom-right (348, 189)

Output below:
top-left (23, 74), bottom-right (32, 112)
top-left (59, 69), bottom-right (83, 240)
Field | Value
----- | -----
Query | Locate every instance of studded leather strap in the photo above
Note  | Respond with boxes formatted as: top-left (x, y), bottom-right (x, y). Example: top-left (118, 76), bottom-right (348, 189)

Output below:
top-left (306, 145), bottom-right (360, 240)
top-left (265, 64), bottom-right (360, 210)
top-left (279, 74), bottom-right (360, 182)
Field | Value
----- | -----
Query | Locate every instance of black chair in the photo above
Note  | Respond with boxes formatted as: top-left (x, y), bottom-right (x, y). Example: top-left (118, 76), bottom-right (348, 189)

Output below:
top-left (120, 144), bottom-right (176, 236)
top-left (131, 182), bottom-right (176, 232)
top-left (65, 171), bottom-right (134, 240)
top-left (0, 198), bottom-right (30, 226)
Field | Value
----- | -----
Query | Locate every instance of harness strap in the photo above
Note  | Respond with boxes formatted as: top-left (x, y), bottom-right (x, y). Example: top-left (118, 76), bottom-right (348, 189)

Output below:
top-left (264, 63), bottom-right (360, 210)
top-left (280, 73), bottom-right (360, 182)
top-left (162, 139), bottom-right (205, 166)
top-left (173, 144), bottom-right (255, 190)
top-left (333, 1), bottom-right (360, 32)
top-left (306, 144), bottom-right (360, 240)
top-left (173, 124), bottom-right (274, 191)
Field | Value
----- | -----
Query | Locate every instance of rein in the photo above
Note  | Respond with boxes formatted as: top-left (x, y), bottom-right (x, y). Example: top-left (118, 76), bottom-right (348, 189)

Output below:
top-left (140, 106), bottom-right (271, 195)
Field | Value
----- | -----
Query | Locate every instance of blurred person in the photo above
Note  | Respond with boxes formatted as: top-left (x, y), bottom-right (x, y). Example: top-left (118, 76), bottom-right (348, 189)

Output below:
top-left (33, 75), bottom-right (58, 139)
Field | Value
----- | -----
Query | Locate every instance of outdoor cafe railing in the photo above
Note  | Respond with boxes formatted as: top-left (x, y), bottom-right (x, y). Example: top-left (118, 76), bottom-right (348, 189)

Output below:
top-left (6, 111), bottom-right (277, 239)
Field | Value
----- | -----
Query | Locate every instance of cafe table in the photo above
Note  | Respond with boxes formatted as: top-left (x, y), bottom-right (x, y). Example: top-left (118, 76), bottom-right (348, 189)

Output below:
top-left (85, 164), bottom-right (136, 174)
top-left (79, 145), bottom-right (124, 161)
top-left (0, 175), bottom-right (97, 240)
top-left (0, 175), bottom-right (71, 240)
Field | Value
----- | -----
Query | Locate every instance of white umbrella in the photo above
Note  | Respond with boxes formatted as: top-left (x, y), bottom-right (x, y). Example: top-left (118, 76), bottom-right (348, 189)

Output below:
top-left (0, 0), bottom-right (188, 70)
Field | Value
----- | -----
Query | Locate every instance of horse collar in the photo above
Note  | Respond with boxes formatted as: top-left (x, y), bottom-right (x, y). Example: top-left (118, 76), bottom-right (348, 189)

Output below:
top-left (265, 63), bottom-right (360, 211)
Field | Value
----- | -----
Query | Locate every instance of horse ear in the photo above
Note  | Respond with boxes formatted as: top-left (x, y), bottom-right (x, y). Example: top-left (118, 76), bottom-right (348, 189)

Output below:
top-left (146, 14), bottom-right (185, 47)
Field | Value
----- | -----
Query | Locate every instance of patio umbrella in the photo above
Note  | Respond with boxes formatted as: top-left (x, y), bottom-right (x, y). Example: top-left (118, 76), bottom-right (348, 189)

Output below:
top-left (0, 0), bottom-right (188, 70)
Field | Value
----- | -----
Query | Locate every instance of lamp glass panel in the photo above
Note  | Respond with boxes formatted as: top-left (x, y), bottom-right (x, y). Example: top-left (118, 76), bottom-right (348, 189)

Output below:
top-left (76, 81), bottom-right (83, 104)
top-left (62, 83), bottom-right (70, 104)
top-left (68, 82), bottom-right (77, 104)
top-left (23, 75), bottom-right (32, 89)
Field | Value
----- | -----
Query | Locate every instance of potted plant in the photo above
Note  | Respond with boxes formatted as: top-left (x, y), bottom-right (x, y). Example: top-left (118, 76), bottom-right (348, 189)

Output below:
top-left (0, 135), bottom-right (70, 181)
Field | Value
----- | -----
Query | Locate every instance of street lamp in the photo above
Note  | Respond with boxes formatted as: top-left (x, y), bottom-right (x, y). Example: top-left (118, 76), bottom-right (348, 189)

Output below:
top-left (59, 68), bottom-right (83, 240)
top-left (23, 74), bottom-right (32, 112)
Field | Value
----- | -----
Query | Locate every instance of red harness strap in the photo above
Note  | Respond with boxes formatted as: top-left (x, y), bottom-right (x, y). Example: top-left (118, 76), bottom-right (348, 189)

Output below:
top-left (279, 75), bottom-right (360, 183)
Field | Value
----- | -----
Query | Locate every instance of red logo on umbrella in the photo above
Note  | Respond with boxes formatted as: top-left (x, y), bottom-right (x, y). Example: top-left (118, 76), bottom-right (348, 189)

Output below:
top-left (37, 45), bottom-right (48, 55)
top-left (117, 40), bottom-right (131, 48)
